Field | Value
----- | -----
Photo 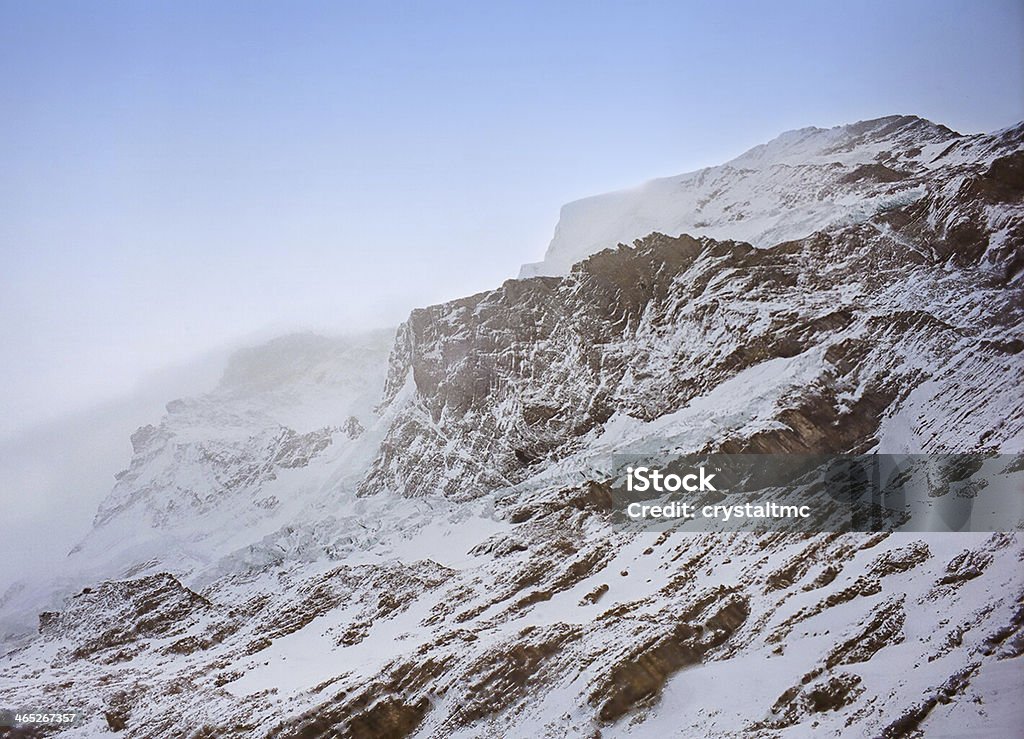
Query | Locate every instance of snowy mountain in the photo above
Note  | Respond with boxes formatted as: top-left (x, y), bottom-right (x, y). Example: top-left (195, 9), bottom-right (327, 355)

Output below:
top-left (1, 116), bottom-right (1022, 738)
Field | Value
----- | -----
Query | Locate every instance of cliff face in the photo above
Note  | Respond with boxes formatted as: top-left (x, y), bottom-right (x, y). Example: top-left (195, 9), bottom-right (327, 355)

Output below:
top-left (1, 117), bottom-right (1022, 738)
top-left (367, 140), bottom-right (1024, 499)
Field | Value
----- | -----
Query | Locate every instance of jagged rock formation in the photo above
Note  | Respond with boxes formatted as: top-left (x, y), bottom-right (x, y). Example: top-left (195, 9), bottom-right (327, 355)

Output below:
top-left (1, 116), bottom-right (1022, 738)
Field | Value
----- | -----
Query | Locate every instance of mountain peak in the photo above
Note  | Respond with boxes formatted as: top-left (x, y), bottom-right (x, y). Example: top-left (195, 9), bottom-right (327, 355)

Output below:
top-left (727, 114), bottom-right (959, 170)
top-left (729, 114), bottom-right (958, 168)
top-left (520, 115), bottom-right (1016, 277)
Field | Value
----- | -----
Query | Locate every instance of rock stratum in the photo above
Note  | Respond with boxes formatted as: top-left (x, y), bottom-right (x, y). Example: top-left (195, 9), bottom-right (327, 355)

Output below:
top-left (1, 115), bottom-right (1023, 738)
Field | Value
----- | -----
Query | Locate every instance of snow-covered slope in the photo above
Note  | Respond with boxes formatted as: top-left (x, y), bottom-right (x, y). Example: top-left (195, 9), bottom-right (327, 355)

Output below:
top-left (1, 117), bottom-right (1022, 739)
top-left (521, 115), bottom-right (1022, 277)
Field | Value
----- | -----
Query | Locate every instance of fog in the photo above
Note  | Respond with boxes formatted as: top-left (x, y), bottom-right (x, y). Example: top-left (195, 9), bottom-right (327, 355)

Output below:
top-left (0, 348), bottom-right (227, 596)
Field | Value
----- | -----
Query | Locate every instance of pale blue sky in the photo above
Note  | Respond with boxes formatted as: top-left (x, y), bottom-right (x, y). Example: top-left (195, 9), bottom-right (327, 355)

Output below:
top-left (2, 0), bottom-right (1022, 435)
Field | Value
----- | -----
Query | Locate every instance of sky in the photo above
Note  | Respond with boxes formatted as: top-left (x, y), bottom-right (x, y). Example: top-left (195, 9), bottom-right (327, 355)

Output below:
top-left (1, 0), bottom-right (1023, 439)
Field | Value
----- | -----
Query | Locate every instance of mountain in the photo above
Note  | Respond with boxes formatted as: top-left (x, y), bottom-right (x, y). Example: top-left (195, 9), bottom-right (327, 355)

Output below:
top-left (1, 116), bottom-right (1022, 738)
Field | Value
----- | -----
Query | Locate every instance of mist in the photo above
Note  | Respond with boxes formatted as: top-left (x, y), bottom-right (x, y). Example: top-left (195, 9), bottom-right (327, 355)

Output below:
top-left (0, 347), bottom-right (227, 597)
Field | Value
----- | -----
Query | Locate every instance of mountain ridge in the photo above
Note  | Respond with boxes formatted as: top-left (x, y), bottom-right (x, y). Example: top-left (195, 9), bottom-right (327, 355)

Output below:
top-left (521, 114), bottom-right (1022, 277)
